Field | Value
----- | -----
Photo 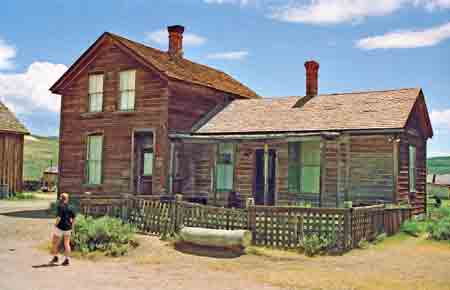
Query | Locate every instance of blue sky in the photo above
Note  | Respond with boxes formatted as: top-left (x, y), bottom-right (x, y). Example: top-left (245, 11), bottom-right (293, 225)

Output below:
top-left (0, 0), bottom-right (449, 156)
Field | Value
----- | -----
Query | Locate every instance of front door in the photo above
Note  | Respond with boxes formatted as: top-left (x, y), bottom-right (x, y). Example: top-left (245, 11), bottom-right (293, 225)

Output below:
top-left (254, 149), bottom-right (276, 205)
top-left (134, 132), bottom-right (153, 194)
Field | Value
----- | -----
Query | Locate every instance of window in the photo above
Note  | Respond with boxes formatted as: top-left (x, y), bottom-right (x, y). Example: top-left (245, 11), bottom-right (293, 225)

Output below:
top-left (86, 135), bottom-right (103, 185)
top-left (216, 143), bottom-right (234, 191)
top-left (288, 141), bottom-right (321, 193)
top-left (119, 70), bottom-right (136, 110)
top-left (88, 74), bottom-right (103, 112)
top-left (143, 150), bottom-right (153, 176)
top-left (409, 145), bottom-right (416, 192)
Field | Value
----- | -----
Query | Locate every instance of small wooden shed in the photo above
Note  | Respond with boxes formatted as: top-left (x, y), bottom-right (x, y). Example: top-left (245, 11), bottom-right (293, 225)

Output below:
top-left (41, 166), bottom-right (58, 192)
top-left (0, 101), bottom-right (29, 195)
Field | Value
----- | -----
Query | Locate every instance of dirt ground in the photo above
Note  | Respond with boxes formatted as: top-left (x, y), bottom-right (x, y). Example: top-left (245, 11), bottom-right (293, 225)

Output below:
top-left (1, 199), bottom-right (450, 290)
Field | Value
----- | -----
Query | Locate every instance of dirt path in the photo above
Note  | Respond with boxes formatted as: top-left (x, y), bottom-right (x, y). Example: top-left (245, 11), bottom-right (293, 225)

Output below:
top-left (0, 200), bottom-right (281, 290)
top-left (1, 200), bottom-right (450, 290)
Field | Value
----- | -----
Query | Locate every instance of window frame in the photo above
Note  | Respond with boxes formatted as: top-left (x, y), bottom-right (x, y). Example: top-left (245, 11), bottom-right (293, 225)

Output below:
top-left (288, 140), bottom-right (321, 194)
top-left (118, 69), bottom-right (136, 111)
top-left (409, 144), bottom-right (417, 193)
top-left (88, 73), bottom-right (104, 113)
top-left (215, 143), bottom-right (235, 192)
top-left (85, 134), bottom-right (104, 186)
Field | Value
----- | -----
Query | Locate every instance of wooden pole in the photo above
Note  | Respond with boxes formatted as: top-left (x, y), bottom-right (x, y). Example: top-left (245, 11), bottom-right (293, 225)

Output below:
top-left (263, 143), bottom-right (269, 205)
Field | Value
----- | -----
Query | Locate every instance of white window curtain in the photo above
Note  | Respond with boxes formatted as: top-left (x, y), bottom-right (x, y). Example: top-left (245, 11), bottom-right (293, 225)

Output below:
top-left (143, 151), bottom-right (153, 176)
top-left (87, 135), bottom-right (103, 185)
top-left (119, 70), bottom-right (136, 110)
top-left (288, 141), bottom-right (321, 194)
top-left (216, 143), bottom-right (234, 191)
top-left (88, 74), bottom-right (103, 112)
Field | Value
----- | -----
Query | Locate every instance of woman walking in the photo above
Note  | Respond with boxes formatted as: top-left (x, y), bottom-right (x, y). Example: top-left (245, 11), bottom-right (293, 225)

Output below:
top-left (50, 193), bottom-right (75, 266)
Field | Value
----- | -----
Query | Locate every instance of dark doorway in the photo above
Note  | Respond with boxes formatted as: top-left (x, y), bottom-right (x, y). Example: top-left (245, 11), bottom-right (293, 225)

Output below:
top-left (254, 149), bottom-right (276, 205)
top-left (134, 132), bottom-right (154, 194)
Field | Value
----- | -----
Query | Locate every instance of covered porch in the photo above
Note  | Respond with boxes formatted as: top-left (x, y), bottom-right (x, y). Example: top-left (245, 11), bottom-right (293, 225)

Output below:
top-left (167, 131), bottom-right (400, 208)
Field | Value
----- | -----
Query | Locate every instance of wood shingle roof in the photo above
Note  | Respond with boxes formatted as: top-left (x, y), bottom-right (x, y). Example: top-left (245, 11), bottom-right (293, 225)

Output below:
top-left (195, 88), bottom-right (425, 135)
top-left (50, 32), bottom-right (258, 99)
top-left (0, 101), bottom-right (29, 134)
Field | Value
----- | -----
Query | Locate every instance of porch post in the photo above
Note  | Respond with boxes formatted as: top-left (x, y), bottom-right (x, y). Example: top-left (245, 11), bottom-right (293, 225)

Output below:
top-left (264, 143), bottom-right (269, 205)
top-left (169, 141), bottom-right (175, 194)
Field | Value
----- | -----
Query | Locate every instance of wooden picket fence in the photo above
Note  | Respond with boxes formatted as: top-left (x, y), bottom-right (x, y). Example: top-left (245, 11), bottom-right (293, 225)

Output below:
top-left (79, 197), bottom-right (413, 251)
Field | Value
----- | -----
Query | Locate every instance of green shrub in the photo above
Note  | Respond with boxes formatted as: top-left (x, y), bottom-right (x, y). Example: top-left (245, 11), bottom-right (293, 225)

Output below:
top-left (374, 233), bottom-right (387, 244)
top-left (426, 207), bottom-right (450, 241)
top-left (8, 192), bottom-right (35, 200)
top-left (72, 215), bottom-right (138, 257)
top-left (401, 220), bottom-right (421, 237)
top-left (357, 238), bottom-right (370, 249)
top-left (299, 232), bottom-right (338, 257)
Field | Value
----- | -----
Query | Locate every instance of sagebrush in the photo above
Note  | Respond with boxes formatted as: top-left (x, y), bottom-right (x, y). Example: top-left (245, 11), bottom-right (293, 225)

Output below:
top-left (426, 207), bottom-right (450, 241)
top-left (401, 220), bottom-right (422, 237)
top-left (72, 215), bottom-right (138, 257)
top-left (299, 232), bottom-right (338, 256)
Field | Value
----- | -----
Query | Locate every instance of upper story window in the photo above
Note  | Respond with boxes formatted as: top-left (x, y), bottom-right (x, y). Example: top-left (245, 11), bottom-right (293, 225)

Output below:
top-left (288, 141), bottom-right (321, 194)
top-left (409, 145), bottom-right (416, 193)
top-left (119, 70), bottom-right (136, 111)
top-left (88, 74), bottom-right (104, 112)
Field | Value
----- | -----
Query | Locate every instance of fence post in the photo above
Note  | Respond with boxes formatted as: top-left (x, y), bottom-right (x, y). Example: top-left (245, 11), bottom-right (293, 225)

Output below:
top-left (344, 208), bottom-right (352, 250)
top-left (247, 205), bottom-right (256, 244)
top-left (174, 194), bottom-right (183, 232)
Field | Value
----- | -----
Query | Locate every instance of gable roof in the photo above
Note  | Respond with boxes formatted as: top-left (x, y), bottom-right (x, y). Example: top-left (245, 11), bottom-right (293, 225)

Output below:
top-left (195, 88), bottom-right (432, 137)
top-left (0, 101), bottom-right (29, 134)
top-left (50, 32), bottom-right (258, 99)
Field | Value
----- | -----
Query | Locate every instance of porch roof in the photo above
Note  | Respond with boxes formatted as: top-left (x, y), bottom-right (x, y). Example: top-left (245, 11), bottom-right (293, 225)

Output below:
top-left (193, 88), bottom-right (425, 136)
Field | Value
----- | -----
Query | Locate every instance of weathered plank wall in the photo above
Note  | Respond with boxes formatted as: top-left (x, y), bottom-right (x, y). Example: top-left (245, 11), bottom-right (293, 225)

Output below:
top-left (0, 133), bottom-right (24, 193)
top-left (348, 135), bottom-right (394, 204)
top-left (59, 42), bottom-right (169, 197)
top-left (168, 81), bottom-right (231, 132)
top-left (175, 142), bottom-right (214, 200)
top-left (398, 134), bottom-right (426, 214)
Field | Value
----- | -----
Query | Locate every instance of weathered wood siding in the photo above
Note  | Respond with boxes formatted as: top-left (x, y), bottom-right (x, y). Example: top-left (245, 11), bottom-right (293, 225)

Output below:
top-left (168, 81), bottom-right (231, 132)
top-left (58, 42), bottom-right (169, 197)
top-left (0, 133), bottom-right (24, 193)
top-left (348, 136), bottom-right (395, 204)
top-left (175, 142), bottom-right (214, 200)
top-left (397, 135), bottom-right (426, 215)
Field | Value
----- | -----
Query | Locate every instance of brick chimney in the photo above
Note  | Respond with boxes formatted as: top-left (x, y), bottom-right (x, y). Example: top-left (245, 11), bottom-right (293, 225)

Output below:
top-left (305, 60), bottom-right (319, 97)
top-left (168, 25), bottom-right (184, 57)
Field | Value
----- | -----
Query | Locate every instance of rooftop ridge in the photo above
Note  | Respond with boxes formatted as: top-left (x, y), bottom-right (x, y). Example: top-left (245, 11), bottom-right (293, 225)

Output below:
top-left (254, 87), bottom-right (421, 100)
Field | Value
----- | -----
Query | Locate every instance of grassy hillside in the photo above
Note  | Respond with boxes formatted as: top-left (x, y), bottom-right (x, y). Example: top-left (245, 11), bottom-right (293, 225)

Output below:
top-left (23, 135), bottom-right (59, 181)
top-left (427, 156), bottom-right (450, 175)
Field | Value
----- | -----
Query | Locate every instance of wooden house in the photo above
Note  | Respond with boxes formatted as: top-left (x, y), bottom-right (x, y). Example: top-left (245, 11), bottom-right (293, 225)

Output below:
top-left (51, 25), bottom-right (433, 214)
top-left (0, 101), bottom-right (29, 194)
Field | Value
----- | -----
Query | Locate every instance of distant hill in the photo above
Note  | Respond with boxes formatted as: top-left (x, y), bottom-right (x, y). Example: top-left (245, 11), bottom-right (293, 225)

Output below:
top-left (23, 135), bottom-right (59, 181)
top-left (427, 156), bottom-right (450, 175)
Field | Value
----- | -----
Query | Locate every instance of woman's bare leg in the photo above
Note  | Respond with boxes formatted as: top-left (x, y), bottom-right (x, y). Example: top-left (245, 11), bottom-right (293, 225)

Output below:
top-left (51, 234), bottom-right (61, 256)
top-left (63, 234), bottom-right (71, 258)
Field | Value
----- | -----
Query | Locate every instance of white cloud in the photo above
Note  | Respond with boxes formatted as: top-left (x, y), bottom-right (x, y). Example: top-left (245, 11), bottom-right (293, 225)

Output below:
top-left (0, 38), bottom-right (16, 70)
top-left (417, 0), bottom-right (450, 10)
top-left (430, 108), bottom-right (450, 129)
top-left (268, 0), bottom-right (450, 24)
top-left (270, 0), bottom-right (408, 24)
top-left (145, 29), bottom-right (206, 47)
top-left (0, 62), bottom-right (68, 113)
top-left (206, 51), bottom-right (249, 60)
top-left (204, 0), bottom-right (252, 5)
top-left (356, 21), bottom-right (450, 49)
